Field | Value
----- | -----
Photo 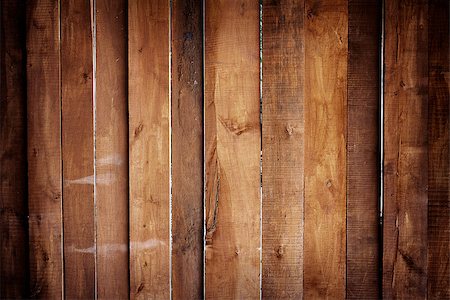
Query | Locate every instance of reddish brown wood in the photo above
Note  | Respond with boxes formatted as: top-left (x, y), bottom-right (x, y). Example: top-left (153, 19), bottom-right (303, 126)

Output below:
top-left (204, 0), bottom-right (261, 298)
top-left (61, 0), bottom-right (95, 297)
top-left (347, 0), bottom-right (380, 298)
top-left (128, 0), bottom-right (170, 298)
top-left (95, 0), bottom-right (129, 298)
top-left (171, 0), bottom-right (203, 298)
top-left (0, 0), bottom-right (29, 297)
top-left (262, 0), bottom-right (304, 298)
top-left (26, 0), bottom-right (63, 298)
top-left (427, 0), bottom-right (449, 298)
top-left (303, 0), bottom-right (348, 298)
top-left (383, 0), bottom-right (429, 298)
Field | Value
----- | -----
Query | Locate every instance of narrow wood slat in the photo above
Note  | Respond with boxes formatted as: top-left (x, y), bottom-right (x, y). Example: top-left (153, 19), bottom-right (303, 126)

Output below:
top-left (61, 0), bottom-right (95, 297)
top-left (0, 0), bottom-right (29, 298)
top-left (346, 0), bottom-right (380, 298)
top-left (205, 0), bottom-right (261, 298)
top-left (427, 0), bottom-right (449, 298)
top-left (26, 0), bottom-right (63, 298)
top-left (303, 0), bottom-right (348, 298)
top-left (95, 0), bottom-right (129, 298)
top-left (128, 0), bottom-right (170, 298)
top-left (261, 0), bottom-right (304, 298)
top-left (171, 0), bottom-right (203, 298)
top-left (383, 0), bottom-right (429, 298)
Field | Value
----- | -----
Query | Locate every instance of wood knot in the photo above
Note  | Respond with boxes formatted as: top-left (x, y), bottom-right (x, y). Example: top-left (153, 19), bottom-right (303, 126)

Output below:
top-left (285, 124), bottom-right (294, 136)
top-left (325, 179), bottom-right (332, 188)
top-left (134, 122), bottom-right (144, 138)
top-left (276, 245), bottom-right (284, 258)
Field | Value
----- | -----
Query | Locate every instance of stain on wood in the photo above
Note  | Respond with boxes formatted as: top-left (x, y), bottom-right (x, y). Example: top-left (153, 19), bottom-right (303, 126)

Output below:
top-left (383, 0), bottom-right (429, 298)
top-left (96, 0), bottom-right (129, 298)
top-left (262, 0), bottom-right (304, 298)
top-left (0, 0), bottom-right (29, 298)
top-left (303, 0), bottom-right (348, 298)
top-left (347, 0), bottom-right (380, 298)
top-left (26, 0), bottom-right (62, 298)
top-left (171, 0), bottom-right (203, 298)
top-left (128, 0), bottom-right (170, 298)
top-left (61, 0), bottom-right (95, 297)
top-left (205, 0), bottom-right (261, 298)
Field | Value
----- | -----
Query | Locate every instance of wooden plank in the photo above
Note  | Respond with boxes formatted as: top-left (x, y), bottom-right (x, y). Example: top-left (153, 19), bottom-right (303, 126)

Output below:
top-left (261, 1), bottom-right (304, 298)
top-left (346, 0), bottom-right (380, 298)
top-left (382, 0), bottom-right (429, 298)
top-left (171, 0), bottom-right (203, 298)
top-left (204, 0), bottom-right (261, 298)
top-left (427, 0), bottom-right (449, 298)
top-left (0, 0), bottom-right (29, 298)
top-left (26, 0), bottom-right (63, 298)
top-left (128, 0), bottom-right (170, 298)
top-left (61, 0), bottom-right (95, 298)
top-left (95, 0), bottom-right (129, 298)
top-left (303, 0), bottom-right (347, 298)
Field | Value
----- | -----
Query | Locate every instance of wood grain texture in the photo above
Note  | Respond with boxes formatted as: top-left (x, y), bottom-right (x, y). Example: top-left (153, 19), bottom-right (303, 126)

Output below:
top-left (303, 0), bottom-right (347, 298)
top-left (95, 0), bottom-right (129, 298)
top-left (346, 0), bottom-right (380, 298)
top-left (128, 0), bottom-right (170, 298)
top-left (383, 0), bottom-right (429, 298)
top-left (171, 0), bottom-right (203, 299)
top-left (0, 0), bottom-right (29, 298)
top-left (261, 0), bottom-right (304, 298)
top-left (205, 0), bottom-right (261, 298)
top-left (26, 0), bottom-right (63, 298)
top-left (427, 0), bottom-right (449, 298)
top-left (61, 0), bottom-right (95, 298)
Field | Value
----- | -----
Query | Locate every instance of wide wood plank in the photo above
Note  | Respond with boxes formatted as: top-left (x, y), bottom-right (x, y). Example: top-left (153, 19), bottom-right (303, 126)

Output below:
top-left (346, 0), bottom-right (380, 298)
top-left (0, 0), bottom-right (29, 298)
top-left (427, 0), bottom-right (449, 298)
top-left (26, 0), bottom-right (63, 298)
top-left (128, 0), bottom-right (170, 298)
top-left (261, 0), bottom-right (304, 298)
top-left (303, 0), bottom-right (348, 298)
top-left (383, 0), bottom-right (429, 298)
top-left (171, 0), bottom-right (203, 298)
top-left (204, 0), bottom-right (261, 298)
top-left (61, 0), bottom-right (95, 298)
top-left (95, 0), bottom-right (129, 298)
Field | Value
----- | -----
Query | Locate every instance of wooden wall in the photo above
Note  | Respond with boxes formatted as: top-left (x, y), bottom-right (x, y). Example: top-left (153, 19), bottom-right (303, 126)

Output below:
top-left (0, 0), bottom-right (448, 299)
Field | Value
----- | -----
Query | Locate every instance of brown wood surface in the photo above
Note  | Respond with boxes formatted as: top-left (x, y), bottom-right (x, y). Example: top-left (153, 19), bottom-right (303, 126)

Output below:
top-left (303, 0), bottom-right (348, 298)
top-left (0, 0), bottom-right (29, 298)
top-left (61, 0), bottom-right (95, 298)
top-left (26, 0), bottom-right (63, 298)
top-left (383, 0), bottom-right (429, 298)
top-left (171, 0), bottom-right (203, 299)
top-left (346, 0), bottom-right (380, 298)
top-left (427, 0), bottom-right (449, 298)
top-left (261, 0), bottom-right (304, 298)
top-left (128, 0), bottom-right (170, 298)
top-left (205, 0), bottom-right (261, 298)
top-left (95, 0), bottom-right (129, 298)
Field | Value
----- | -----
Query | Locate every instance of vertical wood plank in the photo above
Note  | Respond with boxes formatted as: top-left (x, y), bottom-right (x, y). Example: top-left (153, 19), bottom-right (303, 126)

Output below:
top-left (95, 0), bottom-right (129, 298)
top-left (128, 0), bottom-right (170, 298)
top-left (303, 0), bottom-right (348, 298)
top-left (346, 0), bottom-right (380, 298)
top-left (205, 0), bottom-right (261, 298)
top-left (26, 0), bottom-right (63, 298)
top-left (261, 0), bottom-right (304, 298)
top-left (383, 0), bottom-right (429, 298)
top-left (171, 0), bottom-right (203, 298)
top-left (61, 0), bottom-right (95, 298)
top-left (427, 0), bottom-right (449, 298)
top-left (0, 0), bottom-right (29, 298)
